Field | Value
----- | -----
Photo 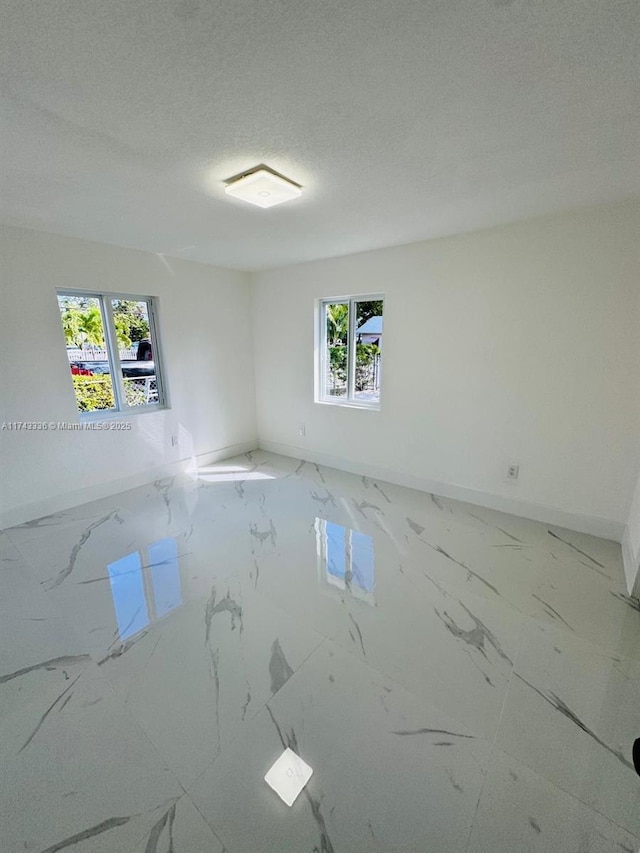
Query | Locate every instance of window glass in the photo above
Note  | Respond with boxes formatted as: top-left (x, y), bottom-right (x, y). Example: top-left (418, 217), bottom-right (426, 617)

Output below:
top-left (354, 299), bottom-right (383, 404)
top-left (58, 294), bottom-right (117, 413)
top-left (112, 299), bottom-right (159, 408)
top-left (324, 302), bottom-right (348, 398)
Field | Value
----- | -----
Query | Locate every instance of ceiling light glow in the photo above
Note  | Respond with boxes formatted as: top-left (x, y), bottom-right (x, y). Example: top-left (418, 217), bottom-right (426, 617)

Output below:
top-left (224, 168), bottom-right (302, 209)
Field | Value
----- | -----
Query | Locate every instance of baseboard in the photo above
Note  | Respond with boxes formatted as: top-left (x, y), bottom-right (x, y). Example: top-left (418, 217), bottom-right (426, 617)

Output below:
top-left (621, 526), bottom-right (640, 597)
top-left (0, 440), bottom-right (257, 530)
top-left (258, 439), bottom-right (625, 543)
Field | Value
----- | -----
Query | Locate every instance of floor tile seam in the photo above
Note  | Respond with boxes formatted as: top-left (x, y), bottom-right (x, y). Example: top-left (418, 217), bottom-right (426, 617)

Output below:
top-left (170, 640), bottom-right (334, 791)
top-left (496, 598), bottom-right (640, 663)
top-left (462, 762), bottom-right (489, 853)
top-left (492, 741), bottom-right (640, 839)
top-left (165, 791), bottom-right (232, 853)
top-left (89, 667), bottom-right (191, 800)
top-left (314, 633), bottom-right (491, 743)
top-left (181, 756), bottom-right (239, 851)
top-left (488, 617), bottom-right (521, 752)
top-left (508, 611), bottom-right (640, 669)
top-left (3, 530), bottom-right (55, 585)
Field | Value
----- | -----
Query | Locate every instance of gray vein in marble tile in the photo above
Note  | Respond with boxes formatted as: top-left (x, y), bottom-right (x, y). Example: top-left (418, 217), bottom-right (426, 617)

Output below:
top-left (58, 694), bottom-right (73, 713)
top-left (249, 519), bottom-right (277, 546)
top-left (269, 638), bottom-right (294, 695)
top-left (531, 594), bottom-right (574, 631)
top-left (144, 802), bottom-right (177, 853)
top-left (467, 512), bottom-right (490, 527)
top-left (529, 817), bottom-right (542, 833)
top-left (205, 586), bottom-right (244, 639)
top-left (153, 477), bottom-right (174, 526)
top-left (392, 728), bottom-right (474, 739)
top-left (19, 672), bottom-right (82, 752)
top-left (244, 451), bottom-right (258, 472)
top-left (547, 531), bottom-right (608, 574)
top-left (37, 816), bottom-right (133, 853)
top-left (46, 511), bottom-right (119, 589)
top-left (10, 512), bottom-right (74, 531)
top-left (313, 463), bottom-right (326, 484)
top-left (97, 630), bottom-right (150, 665)
top-left (0, 654), bottom-right (91, 684)
top-left (311, 490), bottom-right (337, 507)
top-left (294, 459), bottom-right (306, 475)
top-left (610, 591), bottom-right (640, 613)
top-left (449, 774), bottom-right (463, 793)
top-left (427, 543), bottom-right (501, 597)
top-left (514, 673), bottom-right (634, 771)
top-left (431, 494), bottom-right (444, 511)
top-left (208, 647), bottom-right (222, 751)
top-left (235, 480), bottom-right (245, 499)
top-left (497, 527), bottom-right (523, 543)
top-left (434, 603), bottom-right (512, 666)
top-left (354, 499), bottom-right (383, 518)
top-left (407, 517), bottom-right (425, 535)
top-left (348, 612), bottom-right (366, 656)
top-left (241, 689), bottom-right (251, 720)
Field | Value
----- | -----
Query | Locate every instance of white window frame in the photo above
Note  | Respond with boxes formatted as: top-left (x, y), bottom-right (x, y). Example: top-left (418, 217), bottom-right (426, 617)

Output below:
top-left (57, 289), bottom-right (168, 420)
top-left (315, 293), bottom-right (384, 409)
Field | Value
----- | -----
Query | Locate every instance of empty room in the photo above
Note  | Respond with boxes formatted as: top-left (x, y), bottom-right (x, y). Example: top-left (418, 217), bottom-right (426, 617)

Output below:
top-left (1, 1), bottom-right (639, 851)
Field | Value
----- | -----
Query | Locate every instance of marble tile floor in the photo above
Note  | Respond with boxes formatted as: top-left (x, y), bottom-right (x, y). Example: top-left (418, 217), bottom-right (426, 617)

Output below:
top-left (1, 450), bottom-right (639, 853)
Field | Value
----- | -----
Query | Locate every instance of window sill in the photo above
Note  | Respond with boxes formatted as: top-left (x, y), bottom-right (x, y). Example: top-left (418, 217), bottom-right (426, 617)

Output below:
top-left (315, 398), bottom-right (381, 411)
top-left (79, 404), bottom-right (169, 422)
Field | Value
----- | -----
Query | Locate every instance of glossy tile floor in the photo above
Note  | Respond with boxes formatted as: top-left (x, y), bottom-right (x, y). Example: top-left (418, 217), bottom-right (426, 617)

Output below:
top-left (1, 451), bottom-right (639, 853)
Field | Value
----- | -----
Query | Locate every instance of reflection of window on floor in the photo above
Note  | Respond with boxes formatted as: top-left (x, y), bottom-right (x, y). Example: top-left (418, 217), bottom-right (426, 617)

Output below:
top-left (107, 537), bottom-right (182, 641)
top-left (315, 518), bottom-right (375, 605)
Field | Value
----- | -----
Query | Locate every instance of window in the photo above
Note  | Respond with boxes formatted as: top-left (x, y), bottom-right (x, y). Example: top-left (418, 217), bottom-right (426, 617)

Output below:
top-left (318, 295), bottom-right (383, 407)
top-left (57, 291), bottom-right (166, 416)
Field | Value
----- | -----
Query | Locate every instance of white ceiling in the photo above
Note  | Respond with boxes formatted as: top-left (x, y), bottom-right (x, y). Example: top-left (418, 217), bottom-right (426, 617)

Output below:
top-left (1, 0), bottom-right (639, 271)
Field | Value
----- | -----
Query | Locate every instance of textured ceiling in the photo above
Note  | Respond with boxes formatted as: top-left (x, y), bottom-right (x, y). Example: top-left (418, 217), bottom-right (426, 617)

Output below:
top-left (1, 0), bottom-right (639, 270)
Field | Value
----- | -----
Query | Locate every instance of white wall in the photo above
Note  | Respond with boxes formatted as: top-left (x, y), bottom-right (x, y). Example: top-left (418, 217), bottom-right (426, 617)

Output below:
top-left (252, 199), bottom-right (640, 540)
top-left (0, 226), bottom-right (257, 527)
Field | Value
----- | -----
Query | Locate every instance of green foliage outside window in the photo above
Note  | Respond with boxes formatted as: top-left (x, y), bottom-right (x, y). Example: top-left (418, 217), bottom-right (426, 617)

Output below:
top-left (72, 375), bottom-right (150, 411)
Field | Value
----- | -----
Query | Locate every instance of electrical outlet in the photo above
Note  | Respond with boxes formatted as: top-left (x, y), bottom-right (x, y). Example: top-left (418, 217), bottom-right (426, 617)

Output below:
top-left (507, 464), bottom-right (519, 480)
top-left (298, 424), bottom-right (306, 437)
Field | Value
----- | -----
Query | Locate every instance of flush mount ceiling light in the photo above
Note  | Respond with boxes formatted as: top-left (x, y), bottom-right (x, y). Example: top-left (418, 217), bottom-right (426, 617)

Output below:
top-left (224, 167), bottom-right (302, 209)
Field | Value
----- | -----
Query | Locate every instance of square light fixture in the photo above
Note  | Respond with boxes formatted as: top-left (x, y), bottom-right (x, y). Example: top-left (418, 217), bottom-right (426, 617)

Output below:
top-left (224, 167), bottom-right (302, 209)
top-left (264, 747), bottom-right (313, 806)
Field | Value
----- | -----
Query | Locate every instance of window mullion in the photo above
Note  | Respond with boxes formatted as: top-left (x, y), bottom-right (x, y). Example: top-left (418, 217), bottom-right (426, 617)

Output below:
top-left (320, 301), bottom-right (328, 400)
top-left (347, 299), bottom-right (356, 400)
top-left (102, 297), bottom-right (126, 411)
top-left (147, 298), bottom-right (165, 407)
